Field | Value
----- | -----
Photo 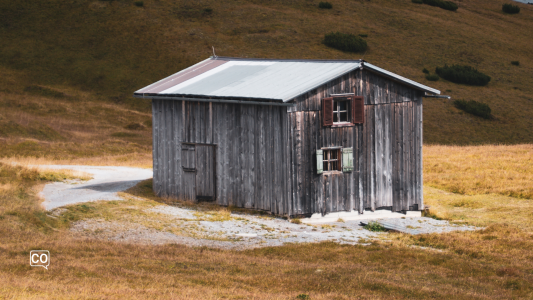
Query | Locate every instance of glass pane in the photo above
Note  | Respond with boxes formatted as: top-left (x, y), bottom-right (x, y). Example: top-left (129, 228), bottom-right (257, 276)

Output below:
top-left (339, 101), bottom-right (347, 111)
top-left (340, 112), bottom-right (347, 122)
top-left (330, 150), bottom-right (337, 160)
top-left (323, 161), bottom-right (328, 171)
top-left (333, 113), bottom-right (338, 123)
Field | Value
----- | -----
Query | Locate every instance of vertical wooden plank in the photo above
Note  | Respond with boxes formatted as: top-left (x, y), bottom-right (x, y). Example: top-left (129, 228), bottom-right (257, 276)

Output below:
top-left (418, 96), bottom-right (424, 209)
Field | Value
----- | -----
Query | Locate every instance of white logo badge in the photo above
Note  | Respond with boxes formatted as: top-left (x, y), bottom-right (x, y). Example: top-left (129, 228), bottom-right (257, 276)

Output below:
top-left (30, 250), bottom-right (50, 270)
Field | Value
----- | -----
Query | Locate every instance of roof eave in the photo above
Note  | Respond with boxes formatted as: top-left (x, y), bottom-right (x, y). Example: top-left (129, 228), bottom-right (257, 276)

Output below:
top-left (362, 62), bottom-right (441, 95)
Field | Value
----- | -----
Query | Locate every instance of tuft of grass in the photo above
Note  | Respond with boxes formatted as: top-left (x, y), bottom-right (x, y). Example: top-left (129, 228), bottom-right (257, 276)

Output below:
top-left (134, 1), bottom-right (144, 7)
top-left (363, 221), bottom-right (386, 232)
top-left (511, 61), bottom-right (520, 66)
top-left (358, 33), bottom-right (368, 38)
top-left (502, 3), bottom-right (520, 14)
top-left (296, 294), bottom-right (310, 299)
top-left (318, 2), bottom-right (333, 9)
top-left (290, 218), bottom-right (302, 224)
top-left (324, 32), bottom-right (367, 53)
top-left (125, 122), bottom-right (145, 130)
top-left (436, 64), bottom-right (491, 86)
top-left (453, 99), bottom-right (491, 119)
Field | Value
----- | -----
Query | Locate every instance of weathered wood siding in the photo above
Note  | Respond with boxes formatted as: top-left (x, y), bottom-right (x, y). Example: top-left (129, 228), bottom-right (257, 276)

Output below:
top-left (152, 100), bottom-right (291, 215)
top-left (289, 69), bottom-right (423, 214)
top-left (152, 69), bottom-right (424, 216)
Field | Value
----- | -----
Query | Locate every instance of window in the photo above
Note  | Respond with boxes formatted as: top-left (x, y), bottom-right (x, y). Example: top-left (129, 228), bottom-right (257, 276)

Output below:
top-left (323, 149), bottom-right (341, 171)
top-left (316, 148), bottom-right (353, 174)
top-left (322, 96), bottom-right (365, 126)
top-left (333, 99), bottom-right (349, 123)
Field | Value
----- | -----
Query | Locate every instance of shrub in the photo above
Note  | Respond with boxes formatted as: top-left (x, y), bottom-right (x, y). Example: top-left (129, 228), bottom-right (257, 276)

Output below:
top-left (363, 221), bottom-right (386, 232)
top-left (134, 1), bottom-right (144, 7)
top-left (412, 0), bottom-right (423, 3)
top-left (511, 61), bottom-right (520, 66)
top-left (422, 68), bottom-right (429, 74)
top-left (203, 8), bottom-right (213, 14)
top-left (358, 33), bottom-right (368, 38)
top-left (435, 64), bottom-right (491, 86)
top-left (324, 32), bottom-right (368, 53)
top-left (318, 2), bottom-right (333, 9)
top-left (453, 99), bottom-right (492, 119)
top-left (426, 74), bottom-right (439, 81)
top-left (422, 0), bottom-right (458, 11)
top-left (502, 3), bottom-right (520, 14)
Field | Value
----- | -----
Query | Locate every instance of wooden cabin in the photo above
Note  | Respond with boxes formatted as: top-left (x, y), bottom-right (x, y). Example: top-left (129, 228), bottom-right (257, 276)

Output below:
top-left (134, 57), bottom-right (441, 217)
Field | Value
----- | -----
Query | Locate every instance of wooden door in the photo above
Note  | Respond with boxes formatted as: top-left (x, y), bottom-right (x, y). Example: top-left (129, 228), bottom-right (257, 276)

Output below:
top-left (181, 144), bottom-right (196, 201)
top-left (195, 145), bottom-right (216, 201)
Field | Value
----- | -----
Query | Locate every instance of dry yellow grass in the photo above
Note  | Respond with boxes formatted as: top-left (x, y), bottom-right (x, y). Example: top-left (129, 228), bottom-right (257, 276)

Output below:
top-left (424, 144), bottom-right (533, 199)
top-left (1, 146), bottom-right (533, 299)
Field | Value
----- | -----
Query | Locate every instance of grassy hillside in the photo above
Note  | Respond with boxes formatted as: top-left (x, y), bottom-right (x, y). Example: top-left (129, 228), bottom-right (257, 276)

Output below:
top-left (0, 0), bottom-right (532, 155)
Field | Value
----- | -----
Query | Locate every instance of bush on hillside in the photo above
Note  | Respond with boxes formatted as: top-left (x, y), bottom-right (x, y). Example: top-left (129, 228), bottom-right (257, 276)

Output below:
top-left (319, 2), bottom-right (333, 9)
top-left (358, 33), bottom-right (368, 38)
top-left (502, 4), bottom-right (520, 14)
top-left (134, 1), bottom-right (144, 7)
top-left (422, 68), bottom-right (429, 74)
top-left (420, 0), bottom-right (458, 11)
top-left (324, 32), bottom-right (368, 53)
top-left (454, 100), bottom-right (492, 119)
top-left (412, 0), bottom-right (423, 3)
top-left (426, 74), bottom-right (439, 81)
top-left (511, 61), bottom-right (520, 66)
top-left (435, 64), bottom-right (491, 86)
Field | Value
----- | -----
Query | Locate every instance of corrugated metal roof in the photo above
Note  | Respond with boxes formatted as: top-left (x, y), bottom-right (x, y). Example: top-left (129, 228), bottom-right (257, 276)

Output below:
top-left (134, 57), bottom-right (440, 102)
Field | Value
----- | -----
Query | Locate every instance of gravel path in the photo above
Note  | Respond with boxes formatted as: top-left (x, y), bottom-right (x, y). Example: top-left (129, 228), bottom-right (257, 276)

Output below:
top-left (40, 165), bottom-right (153, 210)
top-left (40, 165), bottom-right (478, 249)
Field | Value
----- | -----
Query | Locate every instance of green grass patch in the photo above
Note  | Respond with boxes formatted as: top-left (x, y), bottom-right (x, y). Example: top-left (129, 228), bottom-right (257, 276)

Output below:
top-left (318, 2), bottom-right (332, 9)
top-left (453, 99), bottom-right (491, 119)
top-left (502, 3), bottom-right (520, 14)
top-left (436, 64), bottom-right (491, 86)
top-left (364, 221), bottom-right (386, 232)
top-left (324, 32), bottom-right (367, 53)
top-left (425, 74), bottom-right (439, 81)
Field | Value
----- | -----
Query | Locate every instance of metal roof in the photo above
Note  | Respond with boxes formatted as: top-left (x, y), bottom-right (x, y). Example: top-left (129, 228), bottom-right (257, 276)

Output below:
top-left (134, 57), bottom-right (440, 102)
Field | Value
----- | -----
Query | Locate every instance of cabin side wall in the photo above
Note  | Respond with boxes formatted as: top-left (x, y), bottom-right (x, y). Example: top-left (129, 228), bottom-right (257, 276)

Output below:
top-left (152, 100), bottom-right (291, 215)
top-left (289, 69), bottom-right (423, 215)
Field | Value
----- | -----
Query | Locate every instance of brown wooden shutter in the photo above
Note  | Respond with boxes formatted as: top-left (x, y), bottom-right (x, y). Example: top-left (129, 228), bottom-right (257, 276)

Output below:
top-left (352, 96), bottom-right (364, 124)
top-left (322, 97), bottom-right (334, 126)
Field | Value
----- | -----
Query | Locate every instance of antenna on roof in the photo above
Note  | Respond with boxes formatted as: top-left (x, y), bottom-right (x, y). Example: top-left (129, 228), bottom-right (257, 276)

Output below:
top-left (212, 46), bottom-right (217, 59)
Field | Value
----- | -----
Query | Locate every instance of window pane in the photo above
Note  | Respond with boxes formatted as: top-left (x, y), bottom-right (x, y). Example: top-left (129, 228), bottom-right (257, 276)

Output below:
top-left (340, 112), bottom-right (347, 122)
top-left (333, 113), bottom-right (338, 123)
top-left (339, 101), bottom-right (347, 111)
top-left (323, 161), bottom-right (328, 171)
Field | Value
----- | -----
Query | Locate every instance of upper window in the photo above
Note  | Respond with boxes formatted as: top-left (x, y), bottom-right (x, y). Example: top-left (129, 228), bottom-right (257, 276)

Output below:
top-left (322, 96), bottom-right (365, 127)
top-left (333, 99), bottom-right (348, 123)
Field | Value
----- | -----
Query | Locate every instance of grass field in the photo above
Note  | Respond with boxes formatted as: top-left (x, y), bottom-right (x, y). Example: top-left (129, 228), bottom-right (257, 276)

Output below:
top-left (1, 145), bottom-right (532, 299)
top-left (0, 0), bottom-right (532, 147)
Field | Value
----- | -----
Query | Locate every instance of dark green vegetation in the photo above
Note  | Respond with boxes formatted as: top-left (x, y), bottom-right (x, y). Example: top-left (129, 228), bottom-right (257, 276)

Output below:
top-left (324, 32), bottom-right (368, 53)
top-left (0, 0), bottom-right (532, 149)
top-left (413, 0), bottom-right (458, 11)
top-left (134, 1), bottom-right (144, 7)
top-left (436, 64), bottom-right (491, 86)
top-left (318, 1), bottom-right (333, 9)
top-left (363, 221), bottom-right (387, 232)
top-left (425, 74), bottom-right (439, 81)
top-left (502, 3), bottom-right (520, 14)
top-left (453, 99), bottom-right (492, 119)
top-left (422, 68), bottom-right (429, 74)
top-left (511, 61), bottom-right (520, 66)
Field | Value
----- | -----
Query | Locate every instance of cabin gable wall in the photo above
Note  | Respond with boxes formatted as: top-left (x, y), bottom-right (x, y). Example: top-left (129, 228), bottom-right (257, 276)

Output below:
top-left (287, 69), bottom-right (424, 216)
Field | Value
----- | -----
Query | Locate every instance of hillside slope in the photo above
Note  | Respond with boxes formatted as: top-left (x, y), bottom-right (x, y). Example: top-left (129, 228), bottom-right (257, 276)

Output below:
top-left (0, 0), bottom-right (532, 152)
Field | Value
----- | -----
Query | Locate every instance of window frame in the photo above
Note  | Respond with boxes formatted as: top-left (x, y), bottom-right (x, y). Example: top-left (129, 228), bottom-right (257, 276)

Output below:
top-left (322, 147), bottom-right (342, 172)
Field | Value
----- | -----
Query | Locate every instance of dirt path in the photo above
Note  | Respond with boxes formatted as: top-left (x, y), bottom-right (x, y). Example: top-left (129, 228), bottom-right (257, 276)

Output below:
top-left (40, 165), bottom-right (153, 210)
